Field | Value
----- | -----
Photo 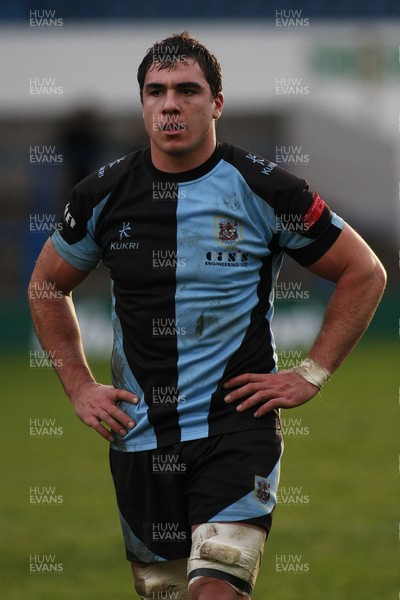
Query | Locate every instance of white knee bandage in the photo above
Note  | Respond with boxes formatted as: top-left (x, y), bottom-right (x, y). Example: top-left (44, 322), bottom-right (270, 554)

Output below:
top-left (131, 558), bottom-right (188, 600)
top-left (187, 523), bottom-right (266, 598)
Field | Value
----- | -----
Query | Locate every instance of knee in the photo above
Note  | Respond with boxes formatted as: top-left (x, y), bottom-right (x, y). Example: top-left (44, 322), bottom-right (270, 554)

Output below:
top-left (187, 523), bottom-right (266, 599)
top-left (189, 576), bottom-right (240, 600)
top-left (131, 559), bottom-right (189, 599)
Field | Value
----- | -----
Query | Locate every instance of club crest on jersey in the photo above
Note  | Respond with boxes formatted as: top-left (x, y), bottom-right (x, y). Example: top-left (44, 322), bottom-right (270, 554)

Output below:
top-left (214, 217), bottom-right (242, 247)
top-left (254, 475), bottom-right (271, 507)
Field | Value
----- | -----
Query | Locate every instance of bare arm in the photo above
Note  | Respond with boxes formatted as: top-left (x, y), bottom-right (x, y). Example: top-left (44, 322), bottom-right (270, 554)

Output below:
top-left (223, 223), bottom-right (387, 416)
top-left (28, 239), bottom-right (138, 441)
top-left (305, 223), bottom-right (386, 371)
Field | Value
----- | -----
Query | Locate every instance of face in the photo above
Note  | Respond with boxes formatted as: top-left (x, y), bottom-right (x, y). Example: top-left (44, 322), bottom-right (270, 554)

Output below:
top-left (142, 58), bottom-right (224, 171)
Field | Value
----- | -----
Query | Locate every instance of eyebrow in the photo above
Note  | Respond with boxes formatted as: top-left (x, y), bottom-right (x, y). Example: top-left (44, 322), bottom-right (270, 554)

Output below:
top-left (144, 81), bottom-right (204, 92)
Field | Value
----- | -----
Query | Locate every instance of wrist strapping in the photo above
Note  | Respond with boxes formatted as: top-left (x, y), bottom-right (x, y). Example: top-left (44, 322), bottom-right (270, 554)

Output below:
top-left (293, 357), bottom-right (331, 389)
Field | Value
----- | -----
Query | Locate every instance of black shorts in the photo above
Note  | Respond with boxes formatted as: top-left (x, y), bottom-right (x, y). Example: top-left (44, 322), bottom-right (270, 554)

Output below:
top-left (109, 428), bottom-right (283, 563)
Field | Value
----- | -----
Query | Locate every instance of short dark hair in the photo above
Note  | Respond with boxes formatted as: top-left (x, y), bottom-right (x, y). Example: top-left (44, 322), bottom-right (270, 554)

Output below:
top-left (137, 31), bottom-right (223, 102)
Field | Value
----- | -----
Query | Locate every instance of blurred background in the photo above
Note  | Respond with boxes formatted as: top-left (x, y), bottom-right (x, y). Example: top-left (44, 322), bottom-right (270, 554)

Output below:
top-left (0, 0), bottom-right (398, 353)
top-left (1, 3), bottom-right (399, 600)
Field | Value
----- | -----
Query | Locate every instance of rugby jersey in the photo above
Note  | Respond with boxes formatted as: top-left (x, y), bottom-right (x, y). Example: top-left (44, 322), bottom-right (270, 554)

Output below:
top-left (51, 143), bottom-right (344, 451)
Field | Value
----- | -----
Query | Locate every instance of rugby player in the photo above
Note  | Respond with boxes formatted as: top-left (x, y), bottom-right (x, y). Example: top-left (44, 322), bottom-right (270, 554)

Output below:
top-left (28, 31), bottom-right (386, 600)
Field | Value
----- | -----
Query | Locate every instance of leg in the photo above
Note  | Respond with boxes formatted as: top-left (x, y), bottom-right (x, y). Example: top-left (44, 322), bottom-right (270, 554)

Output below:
top-left (131, 558), bottom-right (189, 599)
top-left (189, 576), bottom-right (243, 600)
top-left (187, 522), bottom-right (266, 600)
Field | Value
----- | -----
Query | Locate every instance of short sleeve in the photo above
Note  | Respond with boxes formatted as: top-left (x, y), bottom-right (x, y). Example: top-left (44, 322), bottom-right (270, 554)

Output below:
top-left (276, 187), bottom-right (344, 266)
top-left (50, 183), bottom-right (104, 272)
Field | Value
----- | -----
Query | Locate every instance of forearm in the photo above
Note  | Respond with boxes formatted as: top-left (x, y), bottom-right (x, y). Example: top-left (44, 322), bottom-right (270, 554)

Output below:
top-left (28, 284), bottom-right (95, 401)
top-left (308, 260), bottom-right (386, 374)
top-left (28, 240), bottom-right (137, 442)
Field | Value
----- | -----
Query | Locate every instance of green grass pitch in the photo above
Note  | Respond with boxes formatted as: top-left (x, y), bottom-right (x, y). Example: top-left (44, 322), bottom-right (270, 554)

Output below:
top-left (1, 335), bottom-right (398, 599)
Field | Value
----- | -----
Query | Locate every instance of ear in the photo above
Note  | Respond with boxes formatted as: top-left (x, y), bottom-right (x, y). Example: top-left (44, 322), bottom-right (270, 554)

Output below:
top-left (213, 92), bottom-right (224, 120)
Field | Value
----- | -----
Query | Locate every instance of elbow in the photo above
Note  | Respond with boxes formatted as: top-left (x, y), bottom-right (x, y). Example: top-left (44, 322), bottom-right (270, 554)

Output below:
top-left (373, 257), bottom-right (387, 292)
top-left (367, 256), bottom-right (387, 301)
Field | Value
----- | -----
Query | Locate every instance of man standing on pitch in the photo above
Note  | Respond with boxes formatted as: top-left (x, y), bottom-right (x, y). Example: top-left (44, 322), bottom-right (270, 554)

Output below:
top-left (29, 32), bottom-right (386, 600)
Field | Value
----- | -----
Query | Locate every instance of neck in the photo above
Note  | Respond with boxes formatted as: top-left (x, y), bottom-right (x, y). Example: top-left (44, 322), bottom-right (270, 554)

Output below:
top-left (150, 135), bottom-right (217, 173)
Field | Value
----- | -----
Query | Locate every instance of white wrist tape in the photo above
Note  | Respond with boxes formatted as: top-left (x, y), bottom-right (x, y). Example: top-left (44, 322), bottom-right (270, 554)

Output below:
top-left (293, 357), bottom-right (331, 389)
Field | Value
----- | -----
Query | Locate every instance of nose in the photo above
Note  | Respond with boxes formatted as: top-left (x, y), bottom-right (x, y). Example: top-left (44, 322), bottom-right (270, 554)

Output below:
top-left (162, 90), bottom-right (180, 114)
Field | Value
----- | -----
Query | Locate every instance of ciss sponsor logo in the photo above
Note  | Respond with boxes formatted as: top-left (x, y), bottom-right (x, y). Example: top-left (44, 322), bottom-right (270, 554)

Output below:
top-left (205, 249), bottom-right (249, 268)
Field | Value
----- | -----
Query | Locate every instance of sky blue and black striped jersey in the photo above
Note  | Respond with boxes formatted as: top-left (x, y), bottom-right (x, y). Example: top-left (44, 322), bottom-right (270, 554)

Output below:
top-left (51, 143), bottom-right (344, 451)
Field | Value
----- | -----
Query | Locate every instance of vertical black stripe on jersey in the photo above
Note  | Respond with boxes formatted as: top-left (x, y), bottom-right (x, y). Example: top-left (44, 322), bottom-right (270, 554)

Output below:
top-left (144, 194), bottom-right (181, 447)
top-left (207, 235), bottom-right (282, 437)
top-left (102, 170), bottom-right (182, 449)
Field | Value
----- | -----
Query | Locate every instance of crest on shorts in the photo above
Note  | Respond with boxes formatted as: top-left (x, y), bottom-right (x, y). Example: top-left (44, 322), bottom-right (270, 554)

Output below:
top-left (214, 217), bottom-right (242, 247)
top-left (254, 475), bottom-right (271, 507)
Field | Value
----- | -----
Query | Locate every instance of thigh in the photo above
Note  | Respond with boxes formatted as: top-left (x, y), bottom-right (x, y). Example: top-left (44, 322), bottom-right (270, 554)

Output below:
top-left (184, 428), bottom-right (283, 533)
top-left (110, 445), bottom-right (191, 562)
